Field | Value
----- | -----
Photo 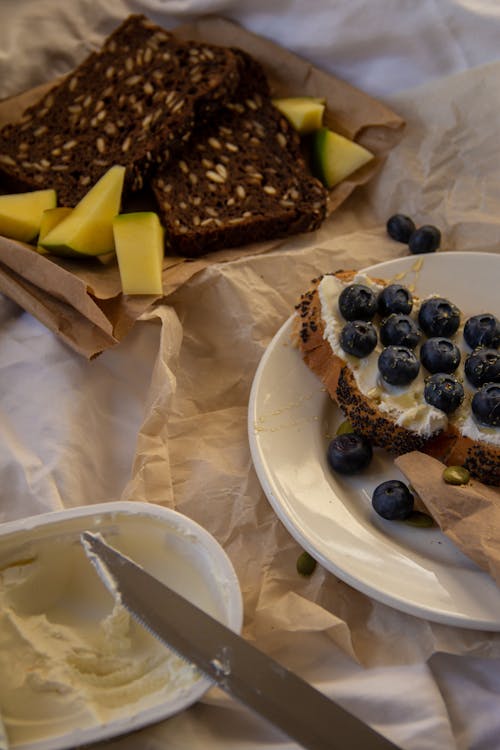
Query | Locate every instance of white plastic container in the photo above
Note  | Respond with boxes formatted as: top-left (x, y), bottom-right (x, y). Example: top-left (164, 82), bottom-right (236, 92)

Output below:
top-left (0, 501), bottom-right (243, 750)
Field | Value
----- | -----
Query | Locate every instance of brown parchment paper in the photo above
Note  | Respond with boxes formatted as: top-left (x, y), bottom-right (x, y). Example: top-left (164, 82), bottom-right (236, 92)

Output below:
top-left (100, 59), bottom-right (500, 750)
top-left (0, 15), bottom-right (404, 358)
top-left (120, 225), bottom-right (500, 682)
top-left (396, 453), bottom-right (500, 586)
top-left (116, 59), bottom-right (500, 685)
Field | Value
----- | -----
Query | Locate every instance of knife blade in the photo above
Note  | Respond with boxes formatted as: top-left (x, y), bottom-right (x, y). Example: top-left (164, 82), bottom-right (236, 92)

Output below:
top-left (81, 531), bottom-right (400, 750)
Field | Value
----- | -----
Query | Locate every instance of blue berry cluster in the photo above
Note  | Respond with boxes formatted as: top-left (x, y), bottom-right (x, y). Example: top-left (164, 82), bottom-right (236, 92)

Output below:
top-left (328, 272), bottom-right (499, 520)
top-left (336, 280), bottom-right (500, 424)
top-left (386, 213), bottom-right (441, 255)
top-left (463, 313), bottom-right (500, 427)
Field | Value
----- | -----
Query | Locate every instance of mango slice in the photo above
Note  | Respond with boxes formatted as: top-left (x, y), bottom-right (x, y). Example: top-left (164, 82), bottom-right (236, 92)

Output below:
top-left (0, 189), bottom-right (57, 242)
top-left (112, 212), bottom-right (164, 295)
top-left (272, 97), bottom-right (326, 134)
top-left (37, 207), bottom-right (72, 254)
top-left (310, 127), bottom-right (374, 188)
top-left (40, 165), bottom-right (125, 257)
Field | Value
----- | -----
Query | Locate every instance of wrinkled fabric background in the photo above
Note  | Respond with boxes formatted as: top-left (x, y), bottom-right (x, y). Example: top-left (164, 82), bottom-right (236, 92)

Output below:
top-left (2, 2), bottom-right (500, 749)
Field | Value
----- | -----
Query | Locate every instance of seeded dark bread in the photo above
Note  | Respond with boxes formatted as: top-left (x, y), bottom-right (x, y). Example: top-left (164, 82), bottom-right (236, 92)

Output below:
top-left (151, 49), bottom-right (327, 257)
top-left (293, 270), bottom-right (500, 486)
top-left (293, 271), bottom-right (433, 455)
top-left (0, 14), bottom-right (241, 205)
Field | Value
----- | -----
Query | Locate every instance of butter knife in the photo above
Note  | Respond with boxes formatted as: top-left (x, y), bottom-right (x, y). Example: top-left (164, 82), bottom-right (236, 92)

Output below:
top-left (81, 531), bottom-right (400, 750)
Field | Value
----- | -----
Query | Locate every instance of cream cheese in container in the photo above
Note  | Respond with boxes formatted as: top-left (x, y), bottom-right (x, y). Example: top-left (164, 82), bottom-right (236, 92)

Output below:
top-left (0, 501), bottom-right (243, 750)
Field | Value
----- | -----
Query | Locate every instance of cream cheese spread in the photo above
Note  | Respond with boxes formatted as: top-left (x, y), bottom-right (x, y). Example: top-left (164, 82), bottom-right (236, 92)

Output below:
top-left (0, 530), bottom-right (199, 747)
top-left (318, 271), bottom-right (499, 445)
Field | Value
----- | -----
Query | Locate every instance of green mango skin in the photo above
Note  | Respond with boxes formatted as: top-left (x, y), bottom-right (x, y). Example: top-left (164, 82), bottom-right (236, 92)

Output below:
top-left (310, 127), bottom-right (374, 188)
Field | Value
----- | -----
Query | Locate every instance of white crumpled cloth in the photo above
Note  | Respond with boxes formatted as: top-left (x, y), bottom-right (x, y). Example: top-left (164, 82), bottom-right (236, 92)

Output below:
top-left (2, 2), bottom-right (500, 749)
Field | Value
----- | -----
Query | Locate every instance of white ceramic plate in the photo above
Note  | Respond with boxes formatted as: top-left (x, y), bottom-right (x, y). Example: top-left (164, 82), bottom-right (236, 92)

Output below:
top-left (0, 501), bottom-right (243, 750)
top-left (248, 251), bottom-right (500, 630)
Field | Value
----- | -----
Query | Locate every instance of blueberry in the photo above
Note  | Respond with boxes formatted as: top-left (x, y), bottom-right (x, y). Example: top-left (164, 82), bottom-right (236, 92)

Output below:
top-left (418, 297), bottom-right (461, 338)
top-left (464, 348), bottom-right (500, 387)
top-left (472, 383), bottom-right (500, 427)
top-left (424, 373), bottom-right (464, 413)
top-left (327, 433), bottom-right (373, 475)
top-left (386, 214), bottom-right (416, 243)
top-left (378, 346), bottom-right (420, 386)
top-left (463, 314), bottom-right (500, 349)
top-left (420, 337), bottom-right (461, 374)
top-left (372, 480), bottom-right (414, 520)
top-left (408, 225), bottom-right (441, 254)
top-left (338, 284), bottom-right (378, 322)
top-left (377, 283), bottom-right (413, 316)
top-left (380, 314), bottom-right (421, 348)
top-left (339, 321), bottom-right (377, 358)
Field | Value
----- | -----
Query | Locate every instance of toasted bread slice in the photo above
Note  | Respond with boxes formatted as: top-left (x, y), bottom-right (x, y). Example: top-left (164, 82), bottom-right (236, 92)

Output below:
top-left (151, 50), bottom-right (327, 257)
top-left (293, 270), bottom-right (500, 485)
top-left (0, 15), bottom-right (241, 205)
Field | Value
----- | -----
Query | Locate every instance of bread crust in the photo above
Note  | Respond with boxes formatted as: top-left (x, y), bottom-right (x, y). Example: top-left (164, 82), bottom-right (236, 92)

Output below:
top-left (293, 270), bottom-right (500, 485)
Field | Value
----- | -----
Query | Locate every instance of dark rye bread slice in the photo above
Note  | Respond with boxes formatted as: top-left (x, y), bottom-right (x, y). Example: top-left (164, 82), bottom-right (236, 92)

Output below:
top-left (293, 271), bottom-right (500, 485)
top-left (151, 50), bottom-right (327, 257)
top-left (0, 14), bottom-right (241, 206)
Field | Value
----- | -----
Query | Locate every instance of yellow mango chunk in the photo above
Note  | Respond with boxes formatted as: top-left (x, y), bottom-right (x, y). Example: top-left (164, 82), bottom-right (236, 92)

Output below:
top-left (37, 207), bottom-right (72, 254)
top-left (272, 97), bottom-right (325, 134)
top-left (0, 189), bottom-right (57, 242)
top-left (112, 212), bottom-right (164, 295)
top-left (40, 165), bottom-right (125, 257)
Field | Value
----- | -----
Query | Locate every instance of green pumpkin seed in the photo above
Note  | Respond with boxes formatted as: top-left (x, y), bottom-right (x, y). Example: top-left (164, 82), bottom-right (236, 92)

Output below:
top-left (403, 511), bottom-right (435, 528)
top-left (296, 550), bottom-right (317, 576)
top-left (336, 419), bottom-right (354, 436)
top-left (443, 465), bottom-right (470, 485)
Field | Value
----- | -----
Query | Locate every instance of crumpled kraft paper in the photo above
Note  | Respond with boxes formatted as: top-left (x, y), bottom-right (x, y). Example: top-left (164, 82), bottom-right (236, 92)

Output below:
top-left (86, 55), bottom-right (499, 688)
top-left (396, 453), bottom-right (500, 586)
top-left (120, 226), bottom-right (500, 677)
top-left (0, 15), bottom-right (404, 358)
top-left (121, 54), bottom-right (500, 661)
